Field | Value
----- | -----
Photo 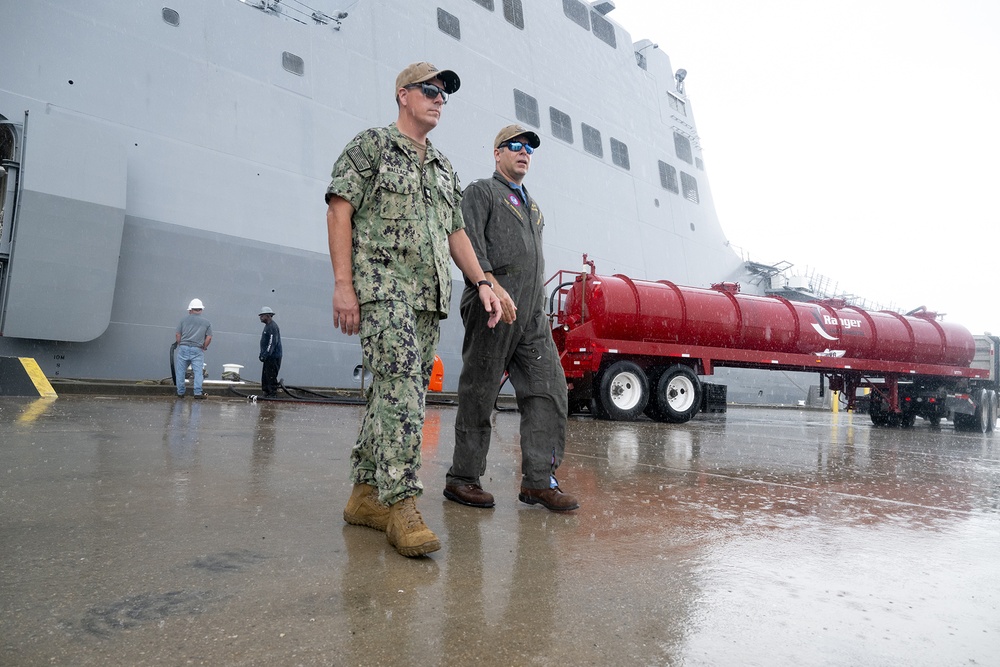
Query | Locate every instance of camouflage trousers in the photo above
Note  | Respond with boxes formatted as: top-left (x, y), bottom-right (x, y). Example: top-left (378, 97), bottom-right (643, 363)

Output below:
top-left (352, 300), bottom-right (440, 506)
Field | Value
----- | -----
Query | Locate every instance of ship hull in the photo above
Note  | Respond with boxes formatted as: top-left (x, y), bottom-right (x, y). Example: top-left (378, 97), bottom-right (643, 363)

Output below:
top-left (2, 0), bottom-right (797, 398)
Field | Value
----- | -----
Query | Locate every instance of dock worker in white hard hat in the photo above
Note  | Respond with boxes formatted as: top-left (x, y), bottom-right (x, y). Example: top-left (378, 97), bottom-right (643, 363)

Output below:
top-left (257, 306), bottom-right (282, 397)
top-left (175, 298), bottom-right (212, 399)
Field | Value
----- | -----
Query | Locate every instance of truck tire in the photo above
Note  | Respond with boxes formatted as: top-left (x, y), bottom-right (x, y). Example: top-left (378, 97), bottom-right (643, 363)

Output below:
top-left (976, 389), bottom-right (991, 433)
top-left (955, 389), bottom-right (992, 433)
top-left (648, 364), bottom-right (701, 424)
top-left (987, 390), bottom-right (997, 433)
top-left (870, 397), bottom-right (892, 427)
top-left (593, 360), bottom-right (648, 421)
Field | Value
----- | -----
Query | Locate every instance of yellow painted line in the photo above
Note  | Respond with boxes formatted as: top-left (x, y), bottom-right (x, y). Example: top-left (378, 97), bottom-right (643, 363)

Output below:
top-left (18, 357), bottom-right (58, 398)
top-left (17, 397), bottom-right (56, 424)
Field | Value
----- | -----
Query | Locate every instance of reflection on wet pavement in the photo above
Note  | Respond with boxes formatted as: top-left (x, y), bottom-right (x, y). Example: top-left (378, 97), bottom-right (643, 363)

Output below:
top-left (1, 397), bottom-right (997, 665)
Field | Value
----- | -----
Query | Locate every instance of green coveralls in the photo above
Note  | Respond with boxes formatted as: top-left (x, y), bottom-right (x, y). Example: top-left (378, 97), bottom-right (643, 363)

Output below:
top-left (446, 171), bottom-right (568, 491)
top-left (325, 123), bottom-right (463, 505)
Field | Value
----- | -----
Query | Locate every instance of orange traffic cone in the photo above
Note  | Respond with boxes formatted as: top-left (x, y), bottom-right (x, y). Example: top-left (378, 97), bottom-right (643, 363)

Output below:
top-left (428, 355), bottom-right (444, 392)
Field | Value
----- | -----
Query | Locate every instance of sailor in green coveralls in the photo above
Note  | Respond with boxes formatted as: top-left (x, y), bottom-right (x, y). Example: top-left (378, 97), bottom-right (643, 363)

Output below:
top-left (443, 124), bottom-right (580, 512)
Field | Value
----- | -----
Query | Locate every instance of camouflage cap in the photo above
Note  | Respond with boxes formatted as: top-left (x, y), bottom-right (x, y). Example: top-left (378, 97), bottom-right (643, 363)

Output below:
top-left (395, 62), bottom-right (461, 95)
top-left (494, 123), bottom-right (541, 150)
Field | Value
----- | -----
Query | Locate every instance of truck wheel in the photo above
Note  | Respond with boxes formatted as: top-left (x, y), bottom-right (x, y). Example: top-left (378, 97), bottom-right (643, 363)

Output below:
top-left (870, 399), bottom-right (891, 427)
top-left (987, 390), bottom-right (997, 433)
top-left (650, 365), bottom-right (702, 423)
top-left (975, 389), bottom-right (991, 433)
top-left (594, 361), bottom-right (648, 421)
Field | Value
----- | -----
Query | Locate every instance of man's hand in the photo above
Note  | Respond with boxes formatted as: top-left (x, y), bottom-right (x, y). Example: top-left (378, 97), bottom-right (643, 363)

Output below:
top-left (327, 196), bottom-right (359, 336)
top-left (491, 282), bottom-right (518, 325)
top-left (479, 286), bottom-right (503, 328)
top-left (333, 282), bottom-right (360, 336)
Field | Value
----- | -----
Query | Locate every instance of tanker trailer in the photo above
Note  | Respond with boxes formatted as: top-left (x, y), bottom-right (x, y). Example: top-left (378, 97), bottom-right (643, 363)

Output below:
top-left (548, 259), bottom-right (998, 431)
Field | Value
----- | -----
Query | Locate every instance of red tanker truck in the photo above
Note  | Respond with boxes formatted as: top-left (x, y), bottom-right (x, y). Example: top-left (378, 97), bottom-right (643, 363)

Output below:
top-left (548, 257), bottom-right (999, 432)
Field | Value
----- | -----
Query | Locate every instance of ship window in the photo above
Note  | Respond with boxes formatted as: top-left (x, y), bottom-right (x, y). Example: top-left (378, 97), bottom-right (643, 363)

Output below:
top-left (582, 124), bottom-right (603, 157)
top-left (470, 0), bottom-right (494, 9)
top-left (550, 107), bottom-right (573, 144)
top-left (563, 0), bottom-right (590, 29)
top-left (437, 8), bottom-right (461, 39)
top-left (162, 7), bottom-right (180, 26)
top-left (591, 12), bottom-right (616, 48)
top-left (658, 160), bottom-right (679, 193)
top-left (681, 172), bottom-right (700, 204)
top-left (611, 138), bottom-right (630, 170)
top-left (503, 0), bottom-right (524, 29)
top-left (514, 90), bottom-right (540, 128)
top-left (667, 94), bottom-right (687, 116)
top-left (673, 131), bottom-right (693, 164)
top-left (635, 51), bottom-right (648, 70)
top-left (695, 157), bottom-right (704, 170)
top-left (282, 52), bottom-right (304, 76)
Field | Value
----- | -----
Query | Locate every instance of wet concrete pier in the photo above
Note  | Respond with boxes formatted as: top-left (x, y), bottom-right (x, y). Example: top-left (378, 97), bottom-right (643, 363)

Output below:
top-left (2, 395), bottom-right (998, 666)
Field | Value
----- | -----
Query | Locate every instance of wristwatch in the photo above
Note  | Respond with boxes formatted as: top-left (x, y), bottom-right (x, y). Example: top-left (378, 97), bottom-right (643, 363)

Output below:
top-left (476, 280), bottom-right (493, 289)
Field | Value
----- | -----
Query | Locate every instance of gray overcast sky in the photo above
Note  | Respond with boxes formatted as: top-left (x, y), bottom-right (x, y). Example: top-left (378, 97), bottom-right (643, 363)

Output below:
top-left (611, 0), bottom-right (1000, 335)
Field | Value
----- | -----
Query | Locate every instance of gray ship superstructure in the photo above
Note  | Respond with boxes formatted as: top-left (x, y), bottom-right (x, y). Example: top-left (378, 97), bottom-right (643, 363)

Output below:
top-left (1, 0), bottom-right (757, 392)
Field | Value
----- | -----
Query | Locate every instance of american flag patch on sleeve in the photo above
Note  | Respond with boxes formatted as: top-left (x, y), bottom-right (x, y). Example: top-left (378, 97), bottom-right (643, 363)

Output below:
top-left (347, 146), bottom-right (372, 173)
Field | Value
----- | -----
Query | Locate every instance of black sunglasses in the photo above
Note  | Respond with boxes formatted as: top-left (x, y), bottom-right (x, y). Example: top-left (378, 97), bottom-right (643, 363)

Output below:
top-left (405, 82), bottom-right (448, 104)
top-left (500, 141), bottom-right (534, 155)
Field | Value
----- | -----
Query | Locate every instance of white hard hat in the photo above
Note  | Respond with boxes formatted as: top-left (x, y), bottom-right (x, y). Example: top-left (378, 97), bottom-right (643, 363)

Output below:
top-left (188, 298), bottom-right (205, 310)
top-left (258, 306), bottom-right (275, 316)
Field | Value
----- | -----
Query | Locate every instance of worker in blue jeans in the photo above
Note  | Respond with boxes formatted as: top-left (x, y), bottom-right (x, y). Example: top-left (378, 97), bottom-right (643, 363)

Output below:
top-left (175, 298), bottom-right (212, 399)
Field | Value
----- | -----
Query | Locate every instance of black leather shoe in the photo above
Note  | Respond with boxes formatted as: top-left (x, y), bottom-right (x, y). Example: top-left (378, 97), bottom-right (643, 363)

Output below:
top-left (443, 483), bottom-right (495, 508)
top-left (518, 486), bottom-right (580, 511)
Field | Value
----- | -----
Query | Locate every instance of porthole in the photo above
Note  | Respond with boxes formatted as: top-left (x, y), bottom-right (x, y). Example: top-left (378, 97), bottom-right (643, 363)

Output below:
top-left (162, 7), bottom-right (180, 26)
top-left (282, 51), bottom-right (305, 76)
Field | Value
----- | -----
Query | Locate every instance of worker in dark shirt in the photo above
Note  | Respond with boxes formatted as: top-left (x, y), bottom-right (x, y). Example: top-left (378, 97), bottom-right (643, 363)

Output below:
top-left (258, 306), bottom-right (282, 397)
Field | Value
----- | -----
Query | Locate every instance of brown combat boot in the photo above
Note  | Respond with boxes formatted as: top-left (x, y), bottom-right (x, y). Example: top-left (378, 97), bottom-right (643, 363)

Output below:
top-left (518, 485), bottom-right (581, 511)
top-left (343, 483), bottom-right (390, 531)
top-left (386, 496), bottom-right (441, 557)
top-left (443, 483), bottom-right (495, 508)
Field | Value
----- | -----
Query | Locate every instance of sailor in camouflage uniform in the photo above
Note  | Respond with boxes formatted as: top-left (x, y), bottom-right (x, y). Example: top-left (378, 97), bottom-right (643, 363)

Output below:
top-left (444, 125), bottom-right (580, 512)
top-left (325, 62), bottom-right (501, 557)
